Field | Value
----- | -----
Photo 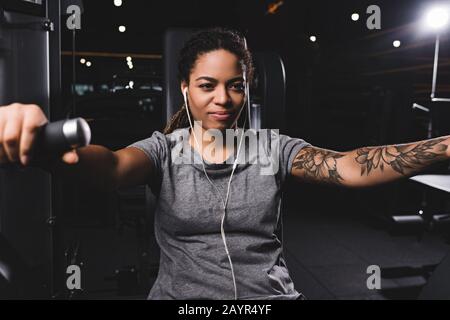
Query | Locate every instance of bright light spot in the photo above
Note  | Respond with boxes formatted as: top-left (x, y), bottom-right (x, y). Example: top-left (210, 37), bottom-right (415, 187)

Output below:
top-left (126, 56), bottom-right (132, 62)
top-left (419, 210), bottom-right (424, 215)
top-left (393, 40), bottom-right (401, 48)
top-left (80, 58), bottom-right (86, 64)
top-left (114, 0), bottom-right (122, 7)
top-left (351, 13), bottom-right (359, 21)
top-left (425, 7), bottom-right (449, 30)
top-left (119, 25), bottom-right (126, 33)
top-left (86, 61), bottom-right (92, 67)
top-left (129, 64), bottom-right (134, 69)
top-left (129, 81), bottom-right (134, 89)
top-left (309, 35), bottom-right (317, 42)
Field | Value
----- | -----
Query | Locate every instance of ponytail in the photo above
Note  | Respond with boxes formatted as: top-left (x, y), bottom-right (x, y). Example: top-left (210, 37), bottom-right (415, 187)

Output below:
top-left (163, 104), bottom-right (190, 135)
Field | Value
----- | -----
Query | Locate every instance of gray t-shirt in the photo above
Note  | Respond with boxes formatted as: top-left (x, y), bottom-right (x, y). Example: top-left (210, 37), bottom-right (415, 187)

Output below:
top-left (127, 127), bottom-right (311, 300)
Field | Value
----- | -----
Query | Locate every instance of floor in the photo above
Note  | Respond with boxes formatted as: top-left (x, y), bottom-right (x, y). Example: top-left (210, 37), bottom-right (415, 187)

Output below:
top-left (282, 199), bottom-right (450, 300)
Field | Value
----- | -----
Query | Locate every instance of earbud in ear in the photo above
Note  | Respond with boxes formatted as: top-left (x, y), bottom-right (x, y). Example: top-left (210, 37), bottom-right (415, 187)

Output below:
top-left (183, 88), bottom-right (189, 110)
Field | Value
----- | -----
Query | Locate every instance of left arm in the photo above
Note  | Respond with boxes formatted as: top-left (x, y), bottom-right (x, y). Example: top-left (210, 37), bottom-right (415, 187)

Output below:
top-left (291, 135), bottom-right (450, 188)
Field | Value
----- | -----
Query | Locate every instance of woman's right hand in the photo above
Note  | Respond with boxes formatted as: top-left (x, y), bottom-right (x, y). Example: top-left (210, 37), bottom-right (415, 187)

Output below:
top-left (0, 103), bottom-right (79, 167)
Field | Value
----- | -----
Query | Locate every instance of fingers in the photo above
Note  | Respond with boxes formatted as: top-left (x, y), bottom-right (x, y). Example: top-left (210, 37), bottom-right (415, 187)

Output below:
top-left (2, 109), bottom-right (23, 164)
top-left (19, 106), bottom-right (48, 166)
top-left (62, 150), bottom-right (79, 165)
top-left (0, 115), bottom-right (5, 165)
top-left (0, 103), bottom-right (49, 166)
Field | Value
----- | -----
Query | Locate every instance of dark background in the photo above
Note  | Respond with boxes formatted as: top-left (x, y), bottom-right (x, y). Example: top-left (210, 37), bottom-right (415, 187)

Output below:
top-left (62, 0), bottom-right (450, 148)
top-left (56, 0), bottom-right (450, 299)
top-left (2, 0), bottom-right (450, 299)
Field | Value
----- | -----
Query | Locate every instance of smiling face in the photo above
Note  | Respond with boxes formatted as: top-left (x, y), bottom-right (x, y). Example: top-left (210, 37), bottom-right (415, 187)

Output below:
top-left (181, 49), bottom-right (246, 132)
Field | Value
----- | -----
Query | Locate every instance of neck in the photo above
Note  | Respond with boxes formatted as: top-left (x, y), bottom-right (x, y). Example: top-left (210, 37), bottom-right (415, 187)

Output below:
top-left (188, 123), bottom-right (242, 163)
top-left (188, 124), bottom-right (228, 149)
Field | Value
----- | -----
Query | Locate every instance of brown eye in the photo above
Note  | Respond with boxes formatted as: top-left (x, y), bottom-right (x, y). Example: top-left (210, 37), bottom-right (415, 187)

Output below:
top-left (230, 83), bottom-right (245, 92)
top-left (199, 83), bottom-right (214, 90)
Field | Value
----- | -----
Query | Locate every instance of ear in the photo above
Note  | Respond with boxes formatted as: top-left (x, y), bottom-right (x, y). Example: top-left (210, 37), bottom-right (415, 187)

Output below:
top-left (180, 81), bottom-right (188, 96)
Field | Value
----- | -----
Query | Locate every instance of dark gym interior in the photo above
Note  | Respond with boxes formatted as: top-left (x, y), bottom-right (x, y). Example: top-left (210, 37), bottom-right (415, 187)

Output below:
top-left (0, 0), bottom-right (449, 300)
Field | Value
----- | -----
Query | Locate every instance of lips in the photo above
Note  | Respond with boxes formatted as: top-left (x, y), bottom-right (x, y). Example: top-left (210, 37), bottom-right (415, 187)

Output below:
top-left (209, 111), bottom-right (233, 115)
top-left (209, 111), bottom-right (234, 121)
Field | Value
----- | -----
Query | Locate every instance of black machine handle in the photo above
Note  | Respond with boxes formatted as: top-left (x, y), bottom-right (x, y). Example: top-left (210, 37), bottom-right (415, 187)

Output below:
top-left (35, 117), bottom-right (91, 154)
top-left (0, 118), bottom-right (91, 169)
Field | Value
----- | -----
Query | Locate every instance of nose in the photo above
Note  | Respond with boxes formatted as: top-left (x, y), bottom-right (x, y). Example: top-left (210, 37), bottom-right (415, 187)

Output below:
top-left (213, 85), bottom-right (231, 106)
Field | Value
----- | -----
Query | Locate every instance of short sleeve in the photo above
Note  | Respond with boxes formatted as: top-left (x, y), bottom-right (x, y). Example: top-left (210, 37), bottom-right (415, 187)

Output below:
top-left (278, 132), bottom-right (311, 186)
top-left (126, 131), bottom-right (167, 189)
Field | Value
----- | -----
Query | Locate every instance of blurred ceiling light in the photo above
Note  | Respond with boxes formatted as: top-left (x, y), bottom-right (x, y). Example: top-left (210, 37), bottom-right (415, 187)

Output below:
top-left (86, 61), bottom-right (92, 67)
top-left (114, 0), bottom-right (122, 7)
top-left (126, 56), bottom-right (132, 62)
top-left (425, 7), bottom-right (449, 31)
top-left (266, 1), bottom-right (284, 15)
top-left (118, 25), bottom-right (126, 33)
top-left (351, 13), bottom-right (359, 21)
top-left (309, 35), bottom-right (317, 42)
top-left (393, 40), bottom-right (401, 47)
top-left (80, 58), bottom-right (86, 64)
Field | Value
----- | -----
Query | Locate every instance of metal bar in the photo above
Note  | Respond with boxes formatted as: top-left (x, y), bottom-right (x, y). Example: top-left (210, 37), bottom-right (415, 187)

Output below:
top-left (431, 35), bottom-right (440, 99)
top-left (412, 103), bottom-right (430, 112)
top-left (61, 51), bottom-right (162, 60)
top-left (431, 97), bottom-right (450, 102)
top-left (46, 0), bottom-right (62, 299)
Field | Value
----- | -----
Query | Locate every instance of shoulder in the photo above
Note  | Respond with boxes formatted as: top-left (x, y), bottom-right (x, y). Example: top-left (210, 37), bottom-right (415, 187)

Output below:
top-left (129, 127), bottom-right (189, 150)
top-left (258, 129), bottom-right (310, 153)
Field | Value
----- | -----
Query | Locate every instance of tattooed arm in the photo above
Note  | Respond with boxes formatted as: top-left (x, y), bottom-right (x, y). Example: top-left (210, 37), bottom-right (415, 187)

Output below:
top-left (291, 135), bottom-right (450, 188)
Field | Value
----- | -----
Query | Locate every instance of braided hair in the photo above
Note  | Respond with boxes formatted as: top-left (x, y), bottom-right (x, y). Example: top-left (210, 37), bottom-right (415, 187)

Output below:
top-left (163, 27), bottom-right (254, 135)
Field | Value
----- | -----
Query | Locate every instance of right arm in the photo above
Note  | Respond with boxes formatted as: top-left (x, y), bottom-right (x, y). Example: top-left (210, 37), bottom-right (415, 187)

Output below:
top-left (0, 103), bottom-right (155, 192)
top-left (46, 145), bottom-right (154, 192)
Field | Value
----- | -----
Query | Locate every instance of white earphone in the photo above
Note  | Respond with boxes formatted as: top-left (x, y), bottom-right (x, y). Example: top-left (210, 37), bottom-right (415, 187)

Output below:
top-left (182, 70), bottom-right (249, 300)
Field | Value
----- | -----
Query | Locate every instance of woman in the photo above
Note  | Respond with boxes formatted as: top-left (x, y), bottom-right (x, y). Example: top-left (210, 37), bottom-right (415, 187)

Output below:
top-left (0, 28), bottom-right (449, 300)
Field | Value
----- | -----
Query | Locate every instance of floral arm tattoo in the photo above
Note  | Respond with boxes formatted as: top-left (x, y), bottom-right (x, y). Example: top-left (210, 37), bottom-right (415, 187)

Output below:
top-left (355, 137), bottom-right (448, 176)
top-left (292, 148), bottom-right (346, 186)
top-left (291, 136), bottom-right (450, 187)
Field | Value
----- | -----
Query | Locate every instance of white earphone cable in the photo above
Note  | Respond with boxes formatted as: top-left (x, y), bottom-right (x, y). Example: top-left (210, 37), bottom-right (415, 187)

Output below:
top-left (183, 83), bottom-right (248, 300)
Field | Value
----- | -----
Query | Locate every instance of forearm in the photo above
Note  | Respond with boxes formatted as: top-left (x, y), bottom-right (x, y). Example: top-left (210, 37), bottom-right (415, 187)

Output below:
top-left (36, 145), bottom-right (119, 192)
top-left (344, 135), bottom-right (450, 188)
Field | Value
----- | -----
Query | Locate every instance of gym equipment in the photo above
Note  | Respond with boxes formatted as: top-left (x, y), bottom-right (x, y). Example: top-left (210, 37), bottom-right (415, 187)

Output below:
top-left (0, 117), bottom-right (91, 170)
top-left (0, 0), bottom-right (83, 299)
top-left (419, 251), bottom-right (450, 299)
